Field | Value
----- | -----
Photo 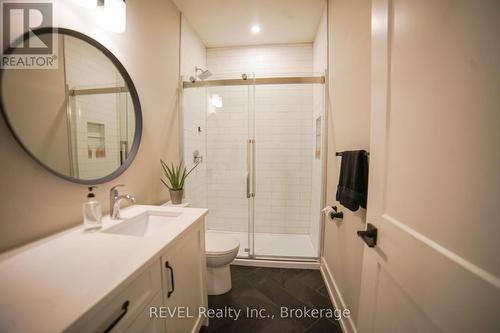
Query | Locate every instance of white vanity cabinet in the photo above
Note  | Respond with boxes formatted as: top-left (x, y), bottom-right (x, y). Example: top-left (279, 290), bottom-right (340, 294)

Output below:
top-left (122, 218), bottom-right (207, 333)
top-left (161, 219), bottom-right (207, 333)
top-left (64, 215), bottom-right (207, 333)
top-left (0, 206), bottom-right (208, 333)
top-left (124, 292), bottom-right (166, 333)
top-left (66, 260), bottom-right (163, 333)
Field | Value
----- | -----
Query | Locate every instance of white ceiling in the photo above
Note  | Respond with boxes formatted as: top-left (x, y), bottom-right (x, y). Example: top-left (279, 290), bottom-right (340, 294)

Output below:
top-left (172, 0), bottom-right (326, 47)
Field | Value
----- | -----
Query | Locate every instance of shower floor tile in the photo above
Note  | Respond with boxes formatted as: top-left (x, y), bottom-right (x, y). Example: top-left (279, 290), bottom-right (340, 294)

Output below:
top-left (206, 230), bottom-right (317, 258)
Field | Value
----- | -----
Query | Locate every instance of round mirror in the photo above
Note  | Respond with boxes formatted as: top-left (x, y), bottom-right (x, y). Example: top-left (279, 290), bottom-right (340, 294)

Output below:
top-left (0, 28), bottom-right (142, 184)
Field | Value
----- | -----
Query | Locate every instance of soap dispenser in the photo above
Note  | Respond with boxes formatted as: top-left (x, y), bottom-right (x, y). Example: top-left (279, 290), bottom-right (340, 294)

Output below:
top-left (83, 186), bottom-right (102, 231)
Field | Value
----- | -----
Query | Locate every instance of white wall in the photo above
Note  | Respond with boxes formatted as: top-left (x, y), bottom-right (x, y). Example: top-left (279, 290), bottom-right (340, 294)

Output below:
top-left (205, 44), bottom-right (316, 235)
top-left (180, 16), bottom-right (207, 209)
top-left (322, 0), bottom-right (371, 329)
top-left (310, 6), bottom-right (328, 254)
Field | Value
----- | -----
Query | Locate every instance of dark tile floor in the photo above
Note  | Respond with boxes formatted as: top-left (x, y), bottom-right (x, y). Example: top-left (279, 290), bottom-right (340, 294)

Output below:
top-left (199, 266), bottom-right (343, 333)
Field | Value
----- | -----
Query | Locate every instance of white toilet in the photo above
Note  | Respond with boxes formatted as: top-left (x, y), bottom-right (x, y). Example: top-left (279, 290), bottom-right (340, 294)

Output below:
top-left (163, 201), bottom-right (240, 295)
top-left (205, 232), bottom-right (240, 295)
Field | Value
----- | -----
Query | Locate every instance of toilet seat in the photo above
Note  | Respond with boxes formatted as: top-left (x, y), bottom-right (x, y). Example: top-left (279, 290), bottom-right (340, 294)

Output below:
top-left (205, 233), bottom-right (239, 256)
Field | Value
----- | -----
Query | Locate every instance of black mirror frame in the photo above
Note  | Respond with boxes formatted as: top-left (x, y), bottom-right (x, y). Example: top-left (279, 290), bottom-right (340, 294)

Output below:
top-left (0, 27), bottom-right (143, 185)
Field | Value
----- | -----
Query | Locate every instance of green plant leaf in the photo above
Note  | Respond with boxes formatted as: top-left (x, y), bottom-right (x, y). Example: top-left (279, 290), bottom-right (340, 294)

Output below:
top-left (179, 167), bottom-right (187, 189)
top-left (160, 160), bottom-right (200, 191)
top-left (161, 159), bottom-right (177, 189)
top-left (161, 178), bottom-right (173, 190)
top-left (166, 164), bottom-right (175, 182)
top-left (160, 159), bottom-right (169, 175)
top-left (172, 163), bottom-right (179, 188)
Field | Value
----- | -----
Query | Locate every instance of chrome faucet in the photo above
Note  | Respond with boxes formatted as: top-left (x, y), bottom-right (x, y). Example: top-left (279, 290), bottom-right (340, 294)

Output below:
top-left (110, 184), bottom-right (136, 219)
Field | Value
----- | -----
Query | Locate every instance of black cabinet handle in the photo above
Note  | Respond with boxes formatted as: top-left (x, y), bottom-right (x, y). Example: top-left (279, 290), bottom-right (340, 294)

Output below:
top-left (102, 300), bottom-right (129, 333)
top-left (357, 223), bottom-right (377, 247)
top-left (165, 261), bottom-right (175, 298)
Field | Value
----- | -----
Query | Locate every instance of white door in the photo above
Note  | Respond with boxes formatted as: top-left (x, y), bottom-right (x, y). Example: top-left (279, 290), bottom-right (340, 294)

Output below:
top-left (357, 0), bottom-right (500, 332)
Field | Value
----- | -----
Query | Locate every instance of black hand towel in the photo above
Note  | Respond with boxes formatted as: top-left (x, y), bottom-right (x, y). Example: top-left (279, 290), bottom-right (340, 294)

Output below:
top-left (336, 150), bottom-right (369, 211)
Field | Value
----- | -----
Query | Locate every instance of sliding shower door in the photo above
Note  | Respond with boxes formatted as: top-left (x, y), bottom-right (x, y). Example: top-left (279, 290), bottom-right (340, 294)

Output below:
top-left (183, 73), bottom-right (325, 261)
top-left (252, 78), bottom-right (325, 259)
top-left (203, 74), bottom-right (255, 258)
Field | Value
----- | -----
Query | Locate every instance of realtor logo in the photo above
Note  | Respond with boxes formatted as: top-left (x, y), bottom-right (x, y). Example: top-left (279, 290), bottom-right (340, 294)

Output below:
top-left (1, 0), bottom-right (57, 69)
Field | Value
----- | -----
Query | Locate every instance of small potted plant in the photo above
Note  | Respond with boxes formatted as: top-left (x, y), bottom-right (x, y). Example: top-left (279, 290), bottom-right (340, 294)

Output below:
top-left (160, 160), bottom-right (199, 204)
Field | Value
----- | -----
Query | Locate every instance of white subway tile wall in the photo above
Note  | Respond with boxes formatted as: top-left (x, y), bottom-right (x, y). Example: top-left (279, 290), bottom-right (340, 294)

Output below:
top-left (253, 83), bottom-right (314, 234)
top-left (207, 44), bottom-right (314, 75)
top-left (180, 16), bottom-right (208, 209)
top-left (180, 19), bottom-right (327, 254)
top-left (205, 85), bottom-right (250, 232)
top-left (205, 44), bottom-right (316, 235)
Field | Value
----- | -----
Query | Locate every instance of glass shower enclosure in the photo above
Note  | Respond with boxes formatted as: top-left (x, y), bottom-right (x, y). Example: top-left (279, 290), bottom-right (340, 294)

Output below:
top-left (182, 72), bottom-right (326, 261)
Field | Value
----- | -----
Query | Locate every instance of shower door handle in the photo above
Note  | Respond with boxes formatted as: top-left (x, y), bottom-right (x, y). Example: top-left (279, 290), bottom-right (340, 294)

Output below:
top-left (246, 173), bottom-right (251, 198)
top-left (247, 139), bottom-right (251, 198)
top-left (246, 139), bottom-right (255, 198)
top-left (251, 139), bottom-right (256, 197)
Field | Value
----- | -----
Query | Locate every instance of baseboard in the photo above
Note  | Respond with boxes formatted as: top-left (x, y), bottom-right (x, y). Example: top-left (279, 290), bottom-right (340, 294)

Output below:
top-left (233, 258), bottom-right (320, 269)
top-left (320, 257), bottom-right (358, 333)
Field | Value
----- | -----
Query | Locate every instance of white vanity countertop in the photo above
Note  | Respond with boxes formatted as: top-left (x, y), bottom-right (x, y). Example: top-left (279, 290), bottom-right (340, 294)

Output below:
top-left (0, 205), bottom-right (208, 333)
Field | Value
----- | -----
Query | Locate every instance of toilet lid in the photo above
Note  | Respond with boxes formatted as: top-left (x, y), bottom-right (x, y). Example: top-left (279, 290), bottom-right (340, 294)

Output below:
top-left (206, 233), bottom-right (240, 255)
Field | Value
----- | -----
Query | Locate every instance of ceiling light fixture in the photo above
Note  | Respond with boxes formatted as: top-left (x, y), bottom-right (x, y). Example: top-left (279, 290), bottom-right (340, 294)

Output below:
top-left (251, 25), bottom-right (261, 33)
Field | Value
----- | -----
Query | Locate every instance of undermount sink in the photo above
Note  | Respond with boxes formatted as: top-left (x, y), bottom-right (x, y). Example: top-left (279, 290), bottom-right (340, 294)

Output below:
top-left (102, 211), bottom-right (182, 237)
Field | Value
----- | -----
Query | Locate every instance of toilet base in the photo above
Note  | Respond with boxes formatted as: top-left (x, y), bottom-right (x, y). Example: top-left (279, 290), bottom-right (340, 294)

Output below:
top-left (207, 265), bottom-right (232, 295)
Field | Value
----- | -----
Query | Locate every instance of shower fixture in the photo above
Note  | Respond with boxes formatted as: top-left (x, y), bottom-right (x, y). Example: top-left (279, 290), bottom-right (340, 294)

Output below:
top-left (190, 66), bottom-right (212, 82)
top-left (196, 67), bottom-right (212, 80)
top-left (189, 67), bottom-right (211, 82)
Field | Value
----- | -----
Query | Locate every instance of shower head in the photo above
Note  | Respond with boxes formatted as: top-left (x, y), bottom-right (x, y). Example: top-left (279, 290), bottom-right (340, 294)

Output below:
top-left (195, 66), bottom-right (212, 80)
